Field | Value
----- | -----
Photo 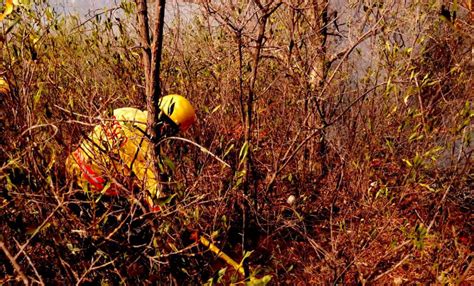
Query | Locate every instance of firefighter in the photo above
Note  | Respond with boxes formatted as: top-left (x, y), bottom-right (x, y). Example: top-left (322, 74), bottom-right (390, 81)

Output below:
top-left (66, 94), bottom-right (196, 210)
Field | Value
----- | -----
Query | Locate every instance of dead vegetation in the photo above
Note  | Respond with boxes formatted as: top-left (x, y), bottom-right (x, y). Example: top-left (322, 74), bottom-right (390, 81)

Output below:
top-left (1, 0), bottom-right (473, 284)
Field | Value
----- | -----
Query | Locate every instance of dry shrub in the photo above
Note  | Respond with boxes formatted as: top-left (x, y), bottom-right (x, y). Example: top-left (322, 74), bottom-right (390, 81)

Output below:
top-left (1, 0), bottom-right (472, 284)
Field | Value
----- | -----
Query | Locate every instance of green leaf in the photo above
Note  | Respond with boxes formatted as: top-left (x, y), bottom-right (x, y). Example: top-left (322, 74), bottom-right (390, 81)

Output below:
top-left (205, 267), bottom-right (227, 286)
top-left (210, 230), bottom-right (219, 239)
top-left (247, 275), bottom-right (272, 286)
top-left (239, 141), bottom-right (249, 164)
top-left (223, 143), bottom-right (234, 158)
top-left (33, 84), bottom-right (43, 108)
top-left (403, 93), bottom-right (411, 105)
top-left (67, 243), bottom-right (81, 255)
top-left (211, 105), bottom-right (221, 114)
top-left (385, 77), bottom-right (392, 93)
top-left (241, 250), bottom-right (253, 262)
top-left (413, 153), bottom-right (423, 167)
top-left (193, 207), bottom-right (200, 221)
top-left (155, 193), bottom-right (177, 206)
top-left (419, 183), bottom-right (436, 192)
top-left (45, 7), bottom-right (53, 20)
top-left (375, 186), bottom-right (389, 199)
top-left (402, 159), bottom-right (412, 167)
top-left (162, 157), bottom-right (175, 171)
top-left (5, 175), bottom-right (15, 191)
top-left (408, 132), bottom-right (419, 142)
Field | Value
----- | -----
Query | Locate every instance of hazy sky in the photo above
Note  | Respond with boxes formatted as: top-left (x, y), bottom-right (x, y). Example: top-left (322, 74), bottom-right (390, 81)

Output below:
top-left (52, 0), bottom-right (120, 14)
top-left (51, 0), bottom-right (199, 22)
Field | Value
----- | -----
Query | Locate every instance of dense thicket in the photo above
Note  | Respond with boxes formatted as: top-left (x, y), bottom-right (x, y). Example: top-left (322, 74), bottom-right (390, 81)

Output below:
top-left (1, 0), bottom-right (472, 284)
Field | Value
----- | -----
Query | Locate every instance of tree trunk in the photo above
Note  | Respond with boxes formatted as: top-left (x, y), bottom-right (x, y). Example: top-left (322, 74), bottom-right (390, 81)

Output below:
top-left (135, 0), bottom-right (167, 198)
top-left (136, 0), bottom-right (151, 83)
top-left (147, 0), bottom-right (166, 179)
top-left (308, 0), bottom-right (329, 179)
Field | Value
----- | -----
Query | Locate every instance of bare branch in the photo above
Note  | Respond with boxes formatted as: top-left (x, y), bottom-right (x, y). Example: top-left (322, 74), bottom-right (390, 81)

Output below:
top-left (0, 241), bottom-right (29, 285)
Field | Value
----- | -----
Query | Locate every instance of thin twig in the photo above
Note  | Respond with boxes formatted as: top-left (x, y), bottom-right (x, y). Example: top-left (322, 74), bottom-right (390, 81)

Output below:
top-left (318, 12), bottom-right (387, 101)
top-left (71, 7), bottom-right (120, 32)
top-left (427, 186), bottom-right (451, 234)
top-left (19, 123), bottom-right (59, 147)
top-left (333, 219), bottom-right (394, 284)
top-left (14, 204), bottom-right (61, 261)
top-left (457, 259), bottom-right (473, 286)
top-left (158, 136), bottom-right (231, 168)
top-left (372, 254), bottom-right (411, 282)
top-left (75, 255), bottom-right (100, 286)
top-left (0, 241), bottom-right (29, 285)
top-left (13, 238), bottom-right (44, 286)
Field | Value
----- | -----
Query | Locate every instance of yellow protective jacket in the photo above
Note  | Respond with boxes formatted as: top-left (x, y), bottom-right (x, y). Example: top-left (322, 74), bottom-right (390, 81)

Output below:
top-left (66, 108), bottom-right (161, 208)
top-left (0, 77), bottom-right (10, 95)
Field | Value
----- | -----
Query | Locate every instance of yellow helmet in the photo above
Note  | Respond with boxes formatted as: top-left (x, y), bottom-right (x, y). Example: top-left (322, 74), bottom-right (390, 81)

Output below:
top-left (0, 77), bottom-right (10, 95)
top-left (159, 94), bottom-right (196, 131)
